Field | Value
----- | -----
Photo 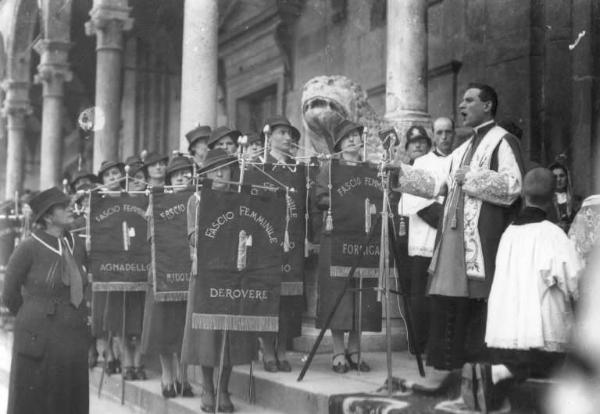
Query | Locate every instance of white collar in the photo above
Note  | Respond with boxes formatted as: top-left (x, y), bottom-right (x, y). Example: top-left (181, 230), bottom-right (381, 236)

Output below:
top-left (473, 119), bottom-right (495, 134)
top-left (32, 233), bottom-right (74, 256)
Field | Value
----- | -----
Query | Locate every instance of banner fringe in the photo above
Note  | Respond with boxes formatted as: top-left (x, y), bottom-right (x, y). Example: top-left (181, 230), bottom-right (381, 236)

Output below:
top-left (330, 266), bottom-right (380, 279)
top-left (191, 314), bottom-right (279, 332)
top-left (154, 291), bottom-right (188, 302)
top-left (92, 282), bottom-right (148, 291)
top-left (281, 282), bottom-right (303, 296)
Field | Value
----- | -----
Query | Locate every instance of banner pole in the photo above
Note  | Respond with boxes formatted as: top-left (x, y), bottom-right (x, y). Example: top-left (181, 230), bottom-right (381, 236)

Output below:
top-left (215, 330), bottom-right (228, 414)
top-left (120, 291), bottom-right (127, 404)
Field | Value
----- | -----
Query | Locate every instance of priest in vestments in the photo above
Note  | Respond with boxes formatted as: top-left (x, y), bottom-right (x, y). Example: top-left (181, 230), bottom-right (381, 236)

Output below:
top-left (394, 83), bottom-right (525, 391)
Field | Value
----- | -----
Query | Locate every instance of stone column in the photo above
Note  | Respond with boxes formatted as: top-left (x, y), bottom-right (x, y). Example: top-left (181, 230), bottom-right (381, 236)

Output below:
top-left (34, 40), bottom-right (72, 189)
top-left (85, 0), bottom-right (133, 171)
top-left (179, 0), bottom-right (218, 150)
top-left (2, 81), bottom-right (31, 199)
top-left (385, 0), bottom-right (430, 145)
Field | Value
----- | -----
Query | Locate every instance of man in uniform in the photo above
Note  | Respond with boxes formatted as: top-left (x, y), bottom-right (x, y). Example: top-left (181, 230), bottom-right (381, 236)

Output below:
top-left (394, 83), bottom-right (524, 393)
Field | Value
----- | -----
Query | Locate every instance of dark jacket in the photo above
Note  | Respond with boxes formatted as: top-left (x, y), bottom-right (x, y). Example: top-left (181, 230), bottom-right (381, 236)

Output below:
top-left (3, 230), bottom-right (90, 414)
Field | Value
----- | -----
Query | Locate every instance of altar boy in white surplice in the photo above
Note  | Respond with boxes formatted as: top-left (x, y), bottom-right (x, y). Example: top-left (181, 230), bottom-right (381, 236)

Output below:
top-left (474, 168), bottom-right (584, 411)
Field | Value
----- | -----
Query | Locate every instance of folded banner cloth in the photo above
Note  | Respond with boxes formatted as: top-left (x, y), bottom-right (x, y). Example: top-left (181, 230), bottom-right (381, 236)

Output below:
top-left (150, 189), bottom-right (194, 301)
top-left (330, 161), bottom-right (385, 278)
top-left (243, 163), bottom-right (306, 295)
top-left (88, 193), bottom-right (150, 291)
top-left (192, 187), bottom-right (286, 332)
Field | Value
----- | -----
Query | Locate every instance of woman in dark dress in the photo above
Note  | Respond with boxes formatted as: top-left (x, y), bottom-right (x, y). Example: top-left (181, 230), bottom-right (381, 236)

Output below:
top-left (102, 156), bottom-right (148, 380)
top-left (3, 187), bottom-right (90, 414)
top-left (181, 149), bottom-right (257, 413)
top-left (315, 120), bottom-right (382, 373)
top-left (141, 154), bottom-right (195, 398)
top-left (93, 160), bottom-right (125, 375)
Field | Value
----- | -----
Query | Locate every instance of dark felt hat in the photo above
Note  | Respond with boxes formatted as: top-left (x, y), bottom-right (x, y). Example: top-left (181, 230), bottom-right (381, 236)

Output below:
top-left (207, 126), bottom-right (242, 148)
top-left (247, 132), bottom-right (263, 145)
top-left (143, 151), bottom-right (169, 168)
top-left (404, 125), bottom-right (432, 150)
top-left (166, 155), bottom-right (193, 178)
top-left (261, 115), bottom-right (300, 142)
top-left (186, 124), bottom-right (212, 152)
top-left (98, 160), bottom-right (125, 178)
top-left (70, 170), bottom-right (97, 192)
top-left (30, 187), bottom-right (71, 224)
top-left (124, 155), bottom-right (145, 177)
top-left (333, 120), bottom-right (364, 151)
top-left (197, 148), bottom-right (237, 175)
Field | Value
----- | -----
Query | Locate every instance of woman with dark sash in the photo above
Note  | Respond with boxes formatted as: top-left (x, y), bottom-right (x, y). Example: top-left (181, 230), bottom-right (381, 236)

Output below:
top-left (315, 120), bottom-right (382, 373)
top-left (103, 156), bottom-right (148, 381)
top-left (141, 154), bottom-right (196, 398)
top-left (3, 187), bottom-right (90, 414)
top-left (182, 148), bottom-right (257, 413)
top-left (548, 161), bottom-right (580, 233)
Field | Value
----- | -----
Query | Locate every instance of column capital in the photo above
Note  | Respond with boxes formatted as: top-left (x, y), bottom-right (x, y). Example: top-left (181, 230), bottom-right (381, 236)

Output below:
top-left (85, 0), bottom-right (133, 51)
top-left (1, 81), bottom-right (32, 118)
top-left (33, 39), bottom-right (73, 96)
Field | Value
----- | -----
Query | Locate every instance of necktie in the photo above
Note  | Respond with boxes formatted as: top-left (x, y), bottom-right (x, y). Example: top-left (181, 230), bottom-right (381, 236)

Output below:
top-left (60, 237), bottom-right (84, 307)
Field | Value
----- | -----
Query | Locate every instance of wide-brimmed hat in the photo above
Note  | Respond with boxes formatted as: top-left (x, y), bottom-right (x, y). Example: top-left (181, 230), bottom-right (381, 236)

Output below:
top-left (124, 155), bottom-right (146, 177)
top-left (143, 151), bottom-right (169, 168)
top-left (166, 155), bottom-right (194, 183)
top-left (247, 132), bottom-right (263, 145)
top-left (197, 148), bottom-right (237, 175)
top-left (261, 115), bottom-right (300, 142)
top-left (333, 120), bottom-right (364, 151)
top-left (98, 160), bottom-right (125, 178)
top-left (30, 187), bottom-right (71, 224)
top-left (404, 125), bottom-right (432, 150)
top-left (186, 125), bottom-right (212, 153)
top-left (207, 126), bottom-right (242, 148)
top-left (70, 170), bottom-right (97, 192)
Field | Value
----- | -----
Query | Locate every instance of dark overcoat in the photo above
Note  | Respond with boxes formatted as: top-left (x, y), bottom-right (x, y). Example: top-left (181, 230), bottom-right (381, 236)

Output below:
top-left (2, 230), bottom-right (90, 414)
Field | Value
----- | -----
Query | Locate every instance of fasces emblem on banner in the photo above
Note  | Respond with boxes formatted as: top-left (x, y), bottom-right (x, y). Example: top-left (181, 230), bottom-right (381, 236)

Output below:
top-left (149, 189), bottom-right (194, 301)
top-left (329, 160), bottom-right (385, 278)
top-left (88, 193), bottom-right (150, 291)
top-left (191, 187), bottom-right (286, 332)
top-left (243, 163), bottom-right (306, 295)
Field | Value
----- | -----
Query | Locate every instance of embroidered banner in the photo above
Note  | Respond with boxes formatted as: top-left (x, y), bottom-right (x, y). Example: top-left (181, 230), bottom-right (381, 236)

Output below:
top-left (330, 160), bottom-right (384, 278)
top-left (244, 163), bottom-right (306, 295)
top-left (88, 193), bottom-right (150, 291)
top-left (150, 189), bottom-right (194, 301)
top-left (192, 187), bottom-right (286, 332)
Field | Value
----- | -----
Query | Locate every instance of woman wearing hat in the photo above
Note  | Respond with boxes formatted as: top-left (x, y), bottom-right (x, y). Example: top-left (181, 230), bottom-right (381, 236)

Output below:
top-left (186, 125), bottom-right (212, 167)
top-left (93, 160), bottom-right (127, 375)
top-left (141, 155), bottom-right (194, 397)
top-left (143, 152), bottom-right (169, 188)
top-left (181, 149), bottom-right (256, 412)
top-left (208, 126), bottom-right (241, 156)
top-left (103, 156), bottom-right (148, 381)
top-left (262, 115), bottom-right (301, 164)
top-left (314, 120), bottom-right (381, 373)
top-left (246, 132), bottom-right (264, 162)
top-left (3, 187), bottom-right (90, 414)
top-left (125, 155), bottom-right (148, 192)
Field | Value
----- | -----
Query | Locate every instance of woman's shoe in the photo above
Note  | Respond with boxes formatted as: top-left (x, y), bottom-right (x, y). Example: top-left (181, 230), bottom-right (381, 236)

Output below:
top-left (200, 388), bottom-right (215, 412)
top-left (332, 353), bottom-right (349, 374)
top-left (88, 347), bottom-right (98, 369)
top-left (346, 352), bottom-right (371, 372)
top-left (217, 391), bottom-right (235, 413)
top-left (104, 360), bottom-right (116, 375)
top-left (276, 359), bottom-right (292, 373)
top-left (263, 358), bottom-right (278, 373)
top-left (176, 380), bottom-right (195, 397)
top-left (133, 366), bottom-right (147, 380)
top-left (122, 366), bottom-right (137, 381)
top-left (161, 382), bottom-right (177, 399)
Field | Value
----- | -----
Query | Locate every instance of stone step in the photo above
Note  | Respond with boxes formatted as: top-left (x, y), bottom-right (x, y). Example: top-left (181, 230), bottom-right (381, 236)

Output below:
top-left (89, 367), bottom-right (284, 414)
top-left (292, 324), bottom-right (409, 353)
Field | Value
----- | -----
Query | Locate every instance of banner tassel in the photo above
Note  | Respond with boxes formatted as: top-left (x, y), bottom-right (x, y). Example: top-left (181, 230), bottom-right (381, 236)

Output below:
top-left (325, 210), bottom-right (333, 232)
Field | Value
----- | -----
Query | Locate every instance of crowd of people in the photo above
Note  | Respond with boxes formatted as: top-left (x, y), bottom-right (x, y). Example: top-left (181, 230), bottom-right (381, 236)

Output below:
top-left (0, 82), bottom-right (598, 414)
